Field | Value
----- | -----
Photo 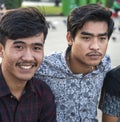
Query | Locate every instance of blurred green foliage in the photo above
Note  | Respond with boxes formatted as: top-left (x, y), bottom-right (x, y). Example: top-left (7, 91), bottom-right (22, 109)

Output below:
top-left (106, 0), bottom-right (113, 8)
top-left (0, 0), bottom-right (114, 15)
top-left (0, 0), bottom-right (23, 9)
top-left (34, 6), bottom-right (62, 16)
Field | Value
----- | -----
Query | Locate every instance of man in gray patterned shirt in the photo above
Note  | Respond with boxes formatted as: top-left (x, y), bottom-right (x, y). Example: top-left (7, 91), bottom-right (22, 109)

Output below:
top-left (35, 4), bottom-right (114, 122)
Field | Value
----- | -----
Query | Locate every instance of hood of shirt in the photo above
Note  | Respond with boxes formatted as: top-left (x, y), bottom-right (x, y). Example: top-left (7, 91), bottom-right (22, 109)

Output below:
top-left (35, 50), bottom-right (111, 79)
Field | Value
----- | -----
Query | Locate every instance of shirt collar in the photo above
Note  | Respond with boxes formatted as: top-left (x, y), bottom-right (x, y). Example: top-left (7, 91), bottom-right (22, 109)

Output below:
top-left (0, 65), bottom-right (36, 98)
top-left (0, 65), bottom-right (10, 97)
top-left (61, 48), bottom-right (111, 74)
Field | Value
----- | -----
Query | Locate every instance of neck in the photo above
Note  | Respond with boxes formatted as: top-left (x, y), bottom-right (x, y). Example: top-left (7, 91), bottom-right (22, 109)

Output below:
top-left (1, 65), bottom-right (27, 100)
top-left (66, 52), bottom-right (95, 74)
top-left (5, 77), bottom-right (27, 100)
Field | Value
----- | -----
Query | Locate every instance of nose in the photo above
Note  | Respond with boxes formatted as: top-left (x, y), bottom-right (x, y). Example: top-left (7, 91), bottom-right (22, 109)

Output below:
top-left (22, 49), bottom-right (34, 61)
top-left (89, 37), bottom-right (100, 50)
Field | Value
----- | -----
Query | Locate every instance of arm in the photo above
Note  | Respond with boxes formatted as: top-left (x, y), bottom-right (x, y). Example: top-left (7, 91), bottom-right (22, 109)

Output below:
top-left (102, 113), bottom-right (119, 122)
top-left (99, 93), bottom-right (120, 122)
top-left (99, 66), bottom-right (120, 122)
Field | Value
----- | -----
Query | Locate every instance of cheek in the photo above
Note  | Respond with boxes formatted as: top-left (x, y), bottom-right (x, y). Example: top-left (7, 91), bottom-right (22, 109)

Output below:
top-left (36, 53), bottom-right (44, 63)
top-left (3, 54), bottom-right (16, 63)
top-left (101, 43), bottom-right (108, 52)
top-left (2, 51), bottom-right (20, 65)
top-left (2, 56), bottom-right (15, 71)
top-left (73, 42), bottom-right (87, 52)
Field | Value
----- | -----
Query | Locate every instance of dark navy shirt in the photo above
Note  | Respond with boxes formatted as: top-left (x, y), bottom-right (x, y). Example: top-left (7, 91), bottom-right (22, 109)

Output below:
top-left (0, 66), bottom-right (57, 122)
top-left (99, 66), bottom-right (120, 122)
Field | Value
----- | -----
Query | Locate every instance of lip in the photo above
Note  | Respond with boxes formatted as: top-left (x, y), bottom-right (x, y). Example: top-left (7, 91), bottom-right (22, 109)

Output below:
top-left (86, 52), bottom-right (102, 60)
top-left (16, 62), bottom-right (37, 70)
top-left (16, 65), bottom-right (36, 75)
top-left (87, 52), bottom-right (102, 56)
top-left (88, 55), bottom-right (101, 60)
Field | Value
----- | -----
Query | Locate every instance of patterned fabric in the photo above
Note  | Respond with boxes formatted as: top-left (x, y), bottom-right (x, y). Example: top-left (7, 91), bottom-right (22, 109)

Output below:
top-left (0, 66), bottom-right (56, 122)
top-left (99, 66), bottom-right (120, 121)
top-left (99, 93), bottom-right (120, 119)
top-left (35, 50), bottom-right (111, 122)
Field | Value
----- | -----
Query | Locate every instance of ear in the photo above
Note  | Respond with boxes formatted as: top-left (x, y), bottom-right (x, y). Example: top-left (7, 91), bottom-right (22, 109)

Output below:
top-left (0, 44), bottom-right (4, 58)
top-left (66, 32), bottom-right (73, 46)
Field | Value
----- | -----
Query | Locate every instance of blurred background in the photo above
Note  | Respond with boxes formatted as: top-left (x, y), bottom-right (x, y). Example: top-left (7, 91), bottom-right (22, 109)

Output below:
top-left (0, 0), bottom-right (119, 17)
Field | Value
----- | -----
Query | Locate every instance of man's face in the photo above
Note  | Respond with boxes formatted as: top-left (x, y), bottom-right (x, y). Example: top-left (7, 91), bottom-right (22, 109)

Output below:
top-left (0, 33), bottom-right (44, 82)
top-left (67, 21), bottom-right (109, 68)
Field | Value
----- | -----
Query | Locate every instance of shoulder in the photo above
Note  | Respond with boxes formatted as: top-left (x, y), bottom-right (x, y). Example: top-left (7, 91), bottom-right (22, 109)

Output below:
top-left (29, 78), bottom-right (55, 110)
top-left (103, 65), bottom-right (120, 96)
top-left (102, 54), bottom-right (111, 63)
top-left (44, 51), bottom-right (63, 65)
top-left (105, 65), bottom-right (120, 83)
top-left (36, 51), bottom-right (65, 73)
top-left (99, 92), bottom-right (120, 117)
top-left (95, 55), bottom-right (111, 73)
top-left (31, 77), bottom-right (54, 95)
top-left (101, 54), bottom-right (111, 70)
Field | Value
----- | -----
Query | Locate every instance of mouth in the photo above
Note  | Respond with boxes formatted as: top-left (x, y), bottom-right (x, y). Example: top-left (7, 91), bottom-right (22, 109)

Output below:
top-left (17, 62), bottom-right (37, 70)
top-left (20, 65), bottom-right (33, 70)
top-left (87, 52), bottom-right (102, 59)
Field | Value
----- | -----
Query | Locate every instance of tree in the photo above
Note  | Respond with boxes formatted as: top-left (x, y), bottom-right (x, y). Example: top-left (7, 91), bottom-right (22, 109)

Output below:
top-left (106, 0), bottom-right (113, 8)
top-left (0, 0), bottom-right (23, 9)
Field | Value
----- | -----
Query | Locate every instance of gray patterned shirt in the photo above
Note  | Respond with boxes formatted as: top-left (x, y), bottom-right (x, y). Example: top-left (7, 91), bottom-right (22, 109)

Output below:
top-left (34, 51), bottom-right (111, 122)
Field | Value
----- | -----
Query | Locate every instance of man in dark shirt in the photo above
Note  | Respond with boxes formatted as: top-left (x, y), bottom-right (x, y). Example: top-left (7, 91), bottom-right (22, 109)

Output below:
top-left (0, 7), bottom-right (56, 122)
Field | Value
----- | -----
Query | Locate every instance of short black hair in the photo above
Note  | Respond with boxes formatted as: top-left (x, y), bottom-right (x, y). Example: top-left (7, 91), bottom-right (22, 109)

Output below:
top-left (67, 4), bottom-right (114, 39)
top-left (0, 7), bottom-right (48, 46)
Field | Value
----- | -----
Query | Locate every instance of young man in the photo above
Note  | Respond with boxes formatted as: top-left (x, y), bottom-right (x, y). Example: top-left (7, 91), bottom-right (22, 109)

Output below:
top-left (99, 65), bottom-right (120, 122)
top-left (0, 7), bottom-right (56, 122)
top-left (35, 4), bottom-right (114, 122)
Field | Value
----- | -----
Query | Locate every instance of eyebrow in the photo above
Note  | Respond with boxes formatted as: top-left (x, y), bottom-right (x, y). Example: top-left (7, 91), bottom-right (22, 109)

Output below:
top-left (80, 32), bottom-right (108, 37)
top-left (13, 40), bottom-right (43, 47)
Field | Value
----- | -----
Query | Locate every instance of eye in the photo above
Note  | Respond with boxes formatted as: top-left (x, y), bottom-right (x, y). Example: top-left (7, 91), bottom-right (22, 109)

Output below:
top-left (15, 45), bottom-right (24, 50)
top-left (82, 36), bottom-right (91, 41)
top-left (33, 46), bottom-right (42, 51)
top-left (99, 36), bottom-right (107, 41)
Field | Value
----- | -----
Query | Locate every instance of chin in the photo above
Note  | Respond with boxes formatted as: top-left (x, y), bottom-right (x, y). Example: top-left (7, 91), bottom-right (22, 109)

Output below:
top-left (20, 77), bottom-right (31, 81)
top-left (19, 75), bottom-right (33, 82)
top-left (89, 61), bottom-right (101, 66)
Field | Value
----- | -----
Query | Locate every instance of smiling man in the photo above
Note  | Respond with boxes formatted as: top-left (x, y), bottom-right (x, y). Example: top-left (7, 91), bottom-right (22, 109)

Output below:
top-left (35, 4), bottom-right (114, 122)
top-left (0, 7), bottom-right (56, 122)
